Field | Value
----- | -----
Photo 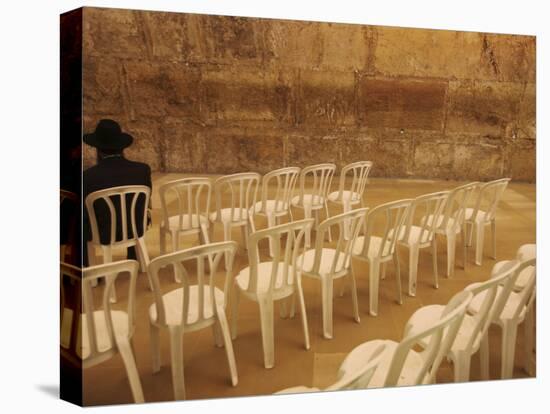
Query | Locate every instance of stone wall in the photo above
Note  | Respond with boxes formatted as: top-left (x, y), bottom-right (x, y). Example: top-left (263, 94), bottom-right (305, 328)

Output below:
top-left (82, 7), bottom-right (536, 181)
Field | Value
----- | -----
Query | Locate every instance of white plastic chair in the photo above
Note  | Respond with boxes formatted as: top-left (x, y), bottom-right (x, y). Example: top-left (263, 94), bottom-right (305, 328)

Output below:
top-left (404, 260), bottom-right (520, 382)
top-left (398, 191), bottom-right (449, 297)
top-left (327, 161), bottom-right (373, 239)
top-left (465, 178), bottom-right (510, 265)
top-left (338, 290), bottom-right (472, 388)
top-left (158, 177), bottom-right (212, 260)
top-left (148, 241), bottom-right (239, 400)
top-left (60, 261), bottom-right (145, 403)
top-left (352, 199), bottom-right (412, 316)
top-left (275, 342), bottom-right (387, 394)
top-left (249, 167), bottom-right (300, 256)
top-left (296, 208), bottom-right (368, 339)
top-left (209, 173), bottom-right (260, 266)
top-left (85, 185), bottom-right (152, 303)
top-left (231, 218), bottom-right (314, 368)
top-left (291, 163), bottom-right (336, 248)
top-left (468, 258), bottom-right (536, 378)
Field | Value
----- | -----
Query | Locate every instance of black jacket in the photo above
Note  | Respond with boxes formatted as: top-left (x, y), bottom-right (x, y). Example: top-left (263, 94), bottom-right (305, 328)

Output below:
top-left (83, 156), bottom-right (152, 246)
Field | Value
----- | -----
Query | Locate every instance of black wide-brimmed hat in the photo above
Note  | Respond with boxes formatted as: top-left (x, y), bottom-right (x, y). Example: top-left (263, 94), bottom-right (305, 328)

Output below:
top-left (83, 119), bottom-right (133, 150)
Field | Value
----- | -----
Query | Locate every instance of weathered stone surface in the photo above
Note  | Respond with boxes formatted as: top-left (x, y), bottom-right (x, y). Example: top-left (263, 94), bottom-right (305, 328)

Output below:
top-left (203, 130), bottom-right (286, 174)
top-left (358, 77), bottom-right (447, 131)
top-left (446, 80), bottom-right (524, 138)
top-left (81, 8), bottom-right (536, 182)
top-left (83, 58), bottom-right (125, 116)
top-left (296, 70), bottom-right (356, 127)
top-left (83, 8), bottom-right (147, 59)
top-left (202, 68), bottom-right (293, 124)
top-left (124, 61), bottom-right (202, 120)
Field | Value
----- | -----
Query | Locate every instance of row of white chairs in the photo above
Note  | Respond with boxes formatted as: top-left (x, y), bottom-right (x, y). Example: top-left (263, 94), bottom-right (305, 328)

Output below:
top-left (60, 242), bottom-right (535, 402)
top-left (277, 244), bottom-right (536, 393)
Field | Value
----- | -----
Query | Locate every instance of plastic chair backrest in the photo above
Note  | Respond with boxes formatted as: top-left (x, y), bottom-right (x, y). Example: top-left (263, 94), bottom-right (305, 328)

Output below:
top-left (328, 342), bottom-right (387, 391)
top-left (470, 178), bottom-right (510, 223)
top-left (335, 161), bottom-right (373, 202)
top-left (306, 208), bottom-right (368, 275)
top-left (212, 173), bottom-right (260, 223)
top-left (499, 258), bottom-right (536, 321)
top-left (401, 191), bottom-right (449, 244)
top-left (245, 219), bottom-right (314, 294)
top-left (85, 185), bottom-right (150, 246)
top-left (258, 167), bottom-right (300, 215)
top-left (61, 260), bottom-right (139, 365)
top-left (465, 259), bottom-right (520, 351)
top-left (359, 199), bottom-right (412, 261)
top-left (439, 182), bottom-right (479, 232)
top-left (159, 177), bottom-right (211, 232)
top-left (296, 163), bottom-right (336, 208)
top-left (385, 290), bottom-right (473, 386)
top-left (148, 241), bottom-right (238, 328)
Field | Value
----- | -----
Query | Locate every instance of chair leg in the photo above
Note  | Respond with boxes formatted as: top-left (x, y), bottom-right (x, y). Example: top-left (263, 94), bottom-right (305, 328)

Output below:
top-left (258, 297), bottom-right (275, 369)
top-left (446, 232), bottom-right (456, 278)
top-left (475, 222), bottom-right (485, 266)
top-left (432, 237), bottom-right (439, 289)
top-left (171, 232), bottom-right (181, 283)
top-left (240, 223), bottom-right (250, 251)
top-left (381, 262), bottom-right (387, 280)
top-left (349, 268), bottom-right (360, 323)
top-left (524, 307), bottom-right (535, 375)
top-left (479, 332), bottom-right (490, 380)
top-left (279, 299), bottom-right (288, 319)
top-left (231, 281), bottom-right (240, 340)
top-left (491, 219), bottom-right (497, 260)
top-left (462, 225), bottom-right (468, 269)
top-left (160, 228), bottom-right (166, 255)
top-left (289, 294), bottom-right (296, 319)
top-left (212, 320), bottom-right (224, 348)
top-left (393, 253), bottom-right (403, 305)
top-left (296, 274), bottom-right (310, 350)
top-left (453, 351), bottom-right (472, 383)
top-left (369, 260), bottom-right (381, 316)
top-left (102, 246), bottom-right (116, 303)
top-left (320, 277), bottom-right (334, 339)
top-left (408, 245), bottom-right (419, 297)
top-left (338, 278), bottom-right (346, 297)
top-left (117, 338), bottom-right (145, 403)
top-left (467, 222), bottom-right (474, 247)
top-left (217, 308), bottom-right (238, 386)
top-left (501, 321), bottom-right (519, 379)
top-left (136, 237), bottom-right (152, 291)
top-left (169, 327), bottom-right (186, 400)
top-left (150, 322), bottom-right (161, 373)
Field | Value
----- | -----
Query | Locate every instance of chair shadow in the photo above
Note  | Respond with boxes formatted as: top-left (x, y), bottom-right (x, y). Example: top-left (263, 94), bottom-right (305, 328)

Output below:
top-left (36, 384), bottom-right (59, 399)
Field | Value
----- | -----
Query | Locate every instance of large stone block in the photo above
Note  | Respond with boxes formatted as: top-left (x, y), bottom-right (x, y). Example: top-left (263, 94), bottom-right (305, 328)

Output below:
top-left (296, 70), bottom-right (356, 127)
top-left (452, 142), bottom-right (503, 181)
top-left (203, 129), bottom-right (286, 174)
top-left (286, 133), bottom-right (342, 169)
top-left (446, 80), bottom-right (524, 138)
top-left (162, 120), bottom-right (204, 173)
top-left (505, 139), bottom-right (536, 182)
top-left (83, 8), bottom-right (148, 59)
top-left (202, 68), bottom-right (293, 124)
top-left (358, 77), bottom-right (447, 131)
top-left (516, 83), bottom-right (536, 139)
top-left (412, 139), bottom-right (454, 179)
top-left (341, 130), bottom-right (413, 177)
top-left (124, 61), bottom-right (202, 120)
top-left (83, 57), bottom-right (125, 116)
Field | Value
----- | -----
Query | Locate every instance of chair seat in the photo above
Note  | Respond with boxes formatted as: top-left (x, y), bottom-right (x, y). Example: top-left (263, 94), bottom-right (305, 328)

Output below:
top-left (423, 214), bottom-right (461, 235)
top-left (297, 248), bottom-right (348, 277)
top-left (338, 339), bottom-right (426, 388)
top-left (464, 208), bottom-right (490, 224)
top-left (250, 200), bottom-right (290, 216)
top-left (162, 214), bottom-right (209, 231)
top-left (352, 235), bottom-right (392, 260)
top-left (291, 194), bottom-right (326, 210)
top-left (61, 308), bottom-right (129, 359)
top-left (209, 208), bottom-right (249, 224)
top-left (405, 305), bottom-right (480, 357)
top-left (236, 262), bottom-right (295, 294)
top-left (467, 287), bottom-right (528, 322)
top-left (327, 190), bottom-right (362, 205)
top-left (149, 286), bottom-right (225, 326)
top-left (398, 225), bottom-right (433, 246)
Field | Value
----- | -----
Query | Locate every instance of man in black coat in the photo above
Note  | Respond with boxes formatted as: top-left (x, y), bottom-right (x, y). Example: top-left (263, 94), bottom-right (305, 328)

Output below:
top-left (83, 119), bottom-right (152, 266)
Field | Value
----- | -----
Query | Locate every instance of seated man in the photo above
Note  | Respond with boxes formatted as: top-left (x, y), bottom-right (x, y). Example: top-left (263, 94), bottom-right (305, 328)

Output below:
top-left (83, 119), bottom-right (152, 266)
